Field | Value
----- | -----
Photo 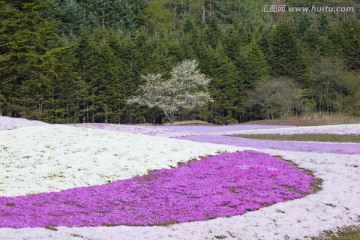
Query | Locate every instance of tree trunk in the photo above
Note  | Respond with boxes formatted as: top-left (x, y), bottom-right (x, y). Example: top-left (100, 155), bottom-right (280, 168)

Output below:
top-left (168, 113), bottom-right (174, 125)
top-left (202, 5), bottom-right (206, 22)
top-left (164, 111), bottom-right (174, 125)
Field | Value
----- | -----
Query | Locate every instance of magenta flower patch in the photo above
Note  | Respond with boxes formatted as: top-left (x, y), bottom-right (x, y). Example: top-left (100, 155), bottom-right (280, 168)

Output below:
top-left (0, 151), bottom-right (313, 228)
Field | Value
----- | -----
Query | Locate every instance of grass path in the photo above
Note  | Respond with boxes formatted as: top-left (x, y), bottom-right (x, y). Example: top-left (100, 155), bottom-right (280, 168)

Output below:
top-left (313, 226), bottom-right (360, 240)
top-left (177, 134), bottom-right (360, 154)
top-left (231, 134), bottom-right (360, 143)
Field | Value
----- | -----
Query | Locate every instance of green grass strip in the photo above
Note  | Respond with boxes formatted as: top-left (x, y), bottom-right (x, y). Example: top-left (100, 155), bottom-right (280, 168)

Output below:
top-left (312, 225), bottom-right (360, 240)
top-left (230, 134), bottom-right (360, 143)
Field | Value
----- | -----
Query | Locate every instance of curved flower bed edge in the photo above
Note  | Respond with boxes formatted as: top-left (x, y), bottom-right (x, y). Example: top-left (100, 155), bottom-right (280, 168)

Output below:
top-left (0, 150), bottom-right (318, 229)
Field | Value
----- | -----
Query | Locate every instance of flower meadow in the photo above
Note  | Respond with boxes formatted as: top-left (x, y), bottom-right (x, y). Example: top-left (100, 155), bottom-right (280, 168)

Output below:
top-left (0, 117), bottom-right (359, 239)
top-left (0, 151), bottom-right (313, 228)
top-left (74, 122), bottom-right (360, 154)
top-left (177, 135), bottom-right (360, 154)
top-left (219, 124), bottom-right (360, 135)
top-left (73, 123), bottom-right (360, 136)
top-left (0, 125), bottom-right (240, 197)
top-left (73, 123), bottom-right (291, 138)
top-left (72, 123), bottom-right (200, 138)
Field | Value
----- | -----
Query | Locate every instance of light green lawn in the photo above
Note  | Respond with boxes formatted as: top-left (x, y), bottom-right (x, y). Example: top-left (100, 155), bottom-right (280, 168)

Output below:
top-left (230, 134), bottom-right (360, 143)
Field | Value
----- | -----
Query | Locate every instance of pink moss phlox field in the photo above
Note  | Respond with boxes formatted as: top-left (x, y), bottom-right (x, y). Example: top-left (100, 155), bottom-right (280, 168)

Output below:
top-left (73, 123), bottom-right (197, 137)
top-left (73, 123), bottom-right (291, 137)
top-left (177, 135), bottom-right (360, 154)
top-left (0, 116), bottom-right (47, 130)
top-left (0, 151), bottom-right (313, 228)
top-left (159, 125), bottom-right (292, 133)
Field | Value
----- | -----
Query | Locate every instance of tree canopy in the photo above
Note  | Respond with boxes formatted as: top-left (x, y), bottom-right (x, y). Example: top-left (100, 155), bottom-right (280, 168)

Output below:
top-left (128, 60), bottom-right (212, 123)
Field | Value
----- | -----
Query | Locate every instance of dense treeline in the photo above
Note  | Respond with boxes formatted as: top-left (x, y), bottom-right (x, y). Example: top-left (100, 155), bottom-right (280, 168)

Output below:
top-left (1, 0), bottom-right (359, 124)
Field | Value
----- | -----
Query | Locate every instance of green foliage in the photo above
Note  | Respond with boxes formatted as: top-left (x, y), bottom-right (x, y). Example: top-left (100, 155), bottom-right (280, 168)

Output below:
top-left (199, 48), bottom-right (243, 124)
top-left (271, 21), bottom-right (311, 87)
top-left (342, 72), bottom-right (360, 116)
top-left (0, 0), bottom-right (61, 118)
top-left (140, 0), bottom-right (173, 32)
top-left (59, 0), bottom-right (86, 37)
top-left (205, 18), bottom-right (221, 49)
top-left (245, 78), bottom-right (304, 119)
top-left (341, 20), bottom-right (360, 70)
top-left (311, 57), bottom-right (347, 114)
top-left (57, 0), bottom-right (145, 36)
top-left (241, 40), bottom-right (269, 89)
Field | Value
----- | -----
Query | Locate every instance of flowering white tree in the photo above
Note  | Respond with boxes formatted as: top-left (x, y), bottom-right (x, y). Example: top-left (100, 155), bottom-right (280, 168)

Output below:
top-left (128, 60), bottom-right (212, 124)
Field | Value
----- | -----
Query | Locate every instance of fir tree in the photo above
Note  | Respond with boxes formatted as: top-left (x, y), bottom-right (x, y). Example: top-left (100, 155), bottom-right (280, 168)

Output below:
top-left (271, 21), bottom-right (311, 88)
top-left (0, 0), bottom-right (60, 118)
top-left (241, 40), bottom-right (269, 89)
top-left (342, 20), bottom-right (360, 70)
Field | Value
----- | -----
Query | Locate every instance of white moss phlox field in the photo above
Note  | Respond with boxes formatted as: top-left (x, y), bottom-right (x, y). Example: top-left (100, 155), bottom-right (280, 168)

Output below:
top-left (0, 125), bottom-right (241, 197)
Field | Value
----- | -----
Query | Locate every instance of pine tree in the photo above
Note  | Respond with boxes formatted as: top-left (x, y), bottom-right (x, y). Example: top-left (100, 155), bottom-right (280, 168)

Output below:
top-left (199, 47), bottom-right (243, 124)
top-left (271, 21), bottom-right (311, 88)
top-left (205, 17), bottom-right (221, 49)
top-left (223, 26), bottom-right (245, 61)
top-left (342, 20), bottom-right (360, 70)
top-left (59, 0), bottom-right (86, 38)
top-left (139, 0), bottom-right (172, 33)
top-left (73, 31), bottom-right (99, 122)
top-left (0, 0), bottom-right (60, 118)
top-left (50, 44), bottom-right (87, 123)
top-left (258, 26), bottom-right (275, 72)
top-left (241, 40), bottom-right (269, 89)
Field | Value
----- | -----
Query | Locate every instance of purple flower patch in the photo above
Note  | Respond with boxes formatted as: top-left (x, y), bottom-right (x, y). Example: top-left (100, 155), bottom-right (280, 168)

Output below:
top-left (177, 135), bottom-right (360, 154)
top-left (72, 123), bottom-right (291, 137)
top-left (0, 151), bottom-right (313, 228)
